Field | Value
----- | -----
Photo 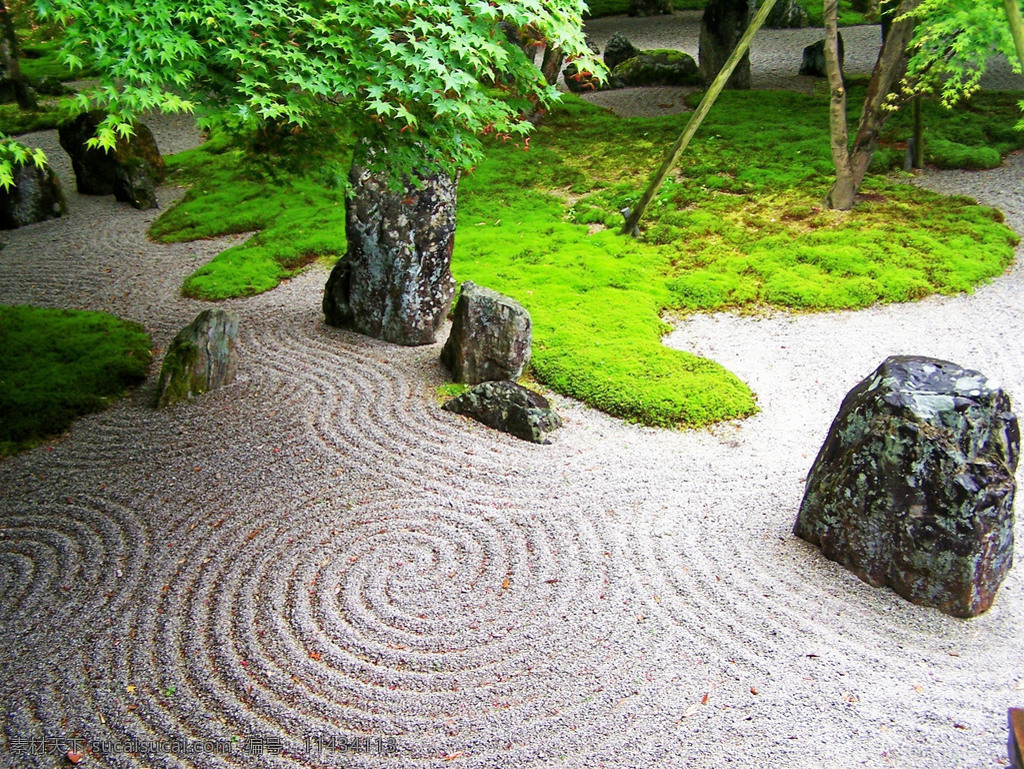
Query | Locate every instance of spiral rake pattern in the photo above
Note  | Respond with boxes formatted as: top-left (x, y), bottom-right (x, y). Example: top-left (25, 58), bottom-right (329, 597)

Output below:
top-left (3, 118), bottom-right (1024, 769)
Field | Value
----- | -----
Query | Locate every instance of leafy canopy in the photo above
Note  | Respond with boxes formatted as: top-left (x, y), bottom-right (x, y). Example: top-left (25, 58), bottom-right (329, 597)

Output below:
top-left (34, 0), bottom-right (598, 175)
top-left (904, 0), bottom-right (1023, 113)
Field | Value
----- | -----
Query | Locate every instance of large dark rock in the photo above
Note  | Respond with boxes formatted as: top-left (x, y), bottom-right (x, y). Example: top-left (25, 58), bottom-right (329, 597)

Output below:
top-left (795, 356), bottom-right (1019, 618)
top-left (800, 33), bottom-right (845, 77)
top-left (0, 161), bottom-right (65, 229)
top-left (154, 309), bottom-right (240, 408)
top-left (441, 281), bottom-right (532, 384)
top-left (443, 380), bottom-right (562, 444)
top-left (323, 159), bottom-right (457, 345)
top-left (613, 49), bottom-right (700, 87)
top-left (699, 0), bottom-right (752, 89)
top-left (628, 0), bottom-right (673, 16)
top-left (57, 110), bottom-right (166, 209)
top-left (765, 0), bottom-right (809, 28)
top-left (603, 32), bottom-right (640, 72)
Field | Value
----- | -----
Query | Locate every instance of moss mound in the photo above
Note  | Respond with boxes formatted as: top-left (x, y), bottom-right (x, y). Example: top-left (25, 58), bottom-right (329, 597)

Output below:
top-left (0, 306), bottom-right (151, 455)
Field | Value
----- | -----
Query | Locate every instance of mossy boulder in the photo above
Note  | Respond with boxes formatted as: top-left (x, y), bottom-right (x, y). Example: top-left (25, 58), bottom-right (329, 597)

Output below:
top-left (58, 110), bottom-right (166, 210)
top-left (154, 309), bottom-right (240, 408)
top-left (0, 161), bottom-right (66, 229)
top-left (441, 281), bottom-right (532, 384)
top-left (612, 49), bottom-right (700, 87)
top-left (443, 380), bottom-right (562, 444)
top-left (795, 356), bottom-right (1019, 618)
top-left (628, 0), bottom-right (673, 16)
top-left (765, 0), bottom-right (809, 27)
top-left (603, 32), bottom-right (640, 72)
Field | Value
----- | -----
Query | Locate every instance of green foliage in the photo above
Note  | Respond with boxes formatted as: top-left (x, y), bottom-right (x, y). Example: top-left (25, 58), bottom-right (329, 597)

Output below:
top-left (154, 90), bottom-right (1018, 427)
top-left (35, 0), bottom-right (600, 178)
top-left (905, 0), bottom-right (1021, 107)
top-left (0, 133), bottom-right (48, 188)
top-left (0, 305), bottom-right (151, 455)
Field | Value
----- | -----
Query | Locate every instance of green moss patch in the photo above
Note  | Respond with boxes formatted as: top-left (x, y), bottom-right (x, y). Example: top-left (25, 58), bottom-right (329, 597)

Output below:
top-left (0, 305), bottom-right (151, 456)
top-left (152, 89), bottom-right (1019, 428)
top-left (151, 135), bottom-right (349, 299)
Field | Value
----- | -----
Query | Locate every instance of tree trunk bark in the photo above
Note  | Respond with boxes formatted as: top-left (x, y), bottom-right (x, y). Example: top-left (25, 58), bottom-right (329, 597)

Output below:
top-left (323, 155), bottom-right (458, 346)
top-left (824, 0), bottom-right (855, 210)
top-left (0, 0), bottom-right (37, 110)
top-left (825, 0), bottom-right (919, 209)
top-left (540, 44), bottom-right (564, 86)
top-left (847, 0), bottom-right (918, 189)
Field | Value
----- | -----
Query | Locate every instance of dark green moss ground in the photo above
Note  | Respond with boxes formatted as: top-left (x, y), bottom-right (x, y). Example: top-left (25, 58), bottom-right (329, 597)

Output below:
top-left (0, 306), bottom-right (151, 456)
top-left (149, 89), bottom-right (1021, 427)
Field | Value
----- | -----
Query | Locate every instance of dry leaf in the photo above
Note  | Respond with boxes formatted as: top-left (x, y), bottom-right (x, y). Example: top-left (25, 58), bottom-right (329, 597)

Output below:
top-left (750, 687), bottom-right (759, 696)
top-left (681, 703), bottom-right (701, 718)
top-left (501, 576), bottom-right (510, 591)
top-left (701, 692), bottom-right (709, 705)
top-left (442, 751), bottom-right (464, 761)
top-left (67, 751), bottom-right (84, 764)
top-left (309, 652), bottom-right (322, 661)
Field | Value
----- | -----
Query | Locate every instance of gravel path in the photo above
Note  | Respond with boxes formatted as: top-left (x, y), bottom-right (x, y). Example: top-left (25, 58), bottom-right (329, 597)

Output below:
top-left (1, 21), bottom-right (1023, 769)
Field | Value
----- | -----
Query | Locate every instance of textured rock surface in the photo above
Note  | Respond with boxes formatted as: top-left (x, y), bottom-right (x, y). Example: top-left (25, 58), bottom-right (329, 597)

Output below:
top-left (613, 49), bottom-right (700, 87)
top-left (795, 356), bottom-right (1019, 618)
top-left (441, 281), bottom-right (532, 384)
top-left (1010, 709), bottom-right (1024, 769)
top-left (800, 33), bottom-right (844, 77)
top-left (699, 0), bottom-right (752, 89)
top-left (324, 160), bottom-right (457, 345)
top-left (154, 309), bottom-right (240, 408)
top-left (0, 161), bottom-right (65, 229)
top-left (765, 0), bottom-right (809, 28)
top-left (443, 380), bottom-right (562, 444)
top-left (603, 32), bottom-right (640, 71)
top-left (57, 110), bottom-right (166, 209)
top-left (628, 0), bottom-right (673, 16)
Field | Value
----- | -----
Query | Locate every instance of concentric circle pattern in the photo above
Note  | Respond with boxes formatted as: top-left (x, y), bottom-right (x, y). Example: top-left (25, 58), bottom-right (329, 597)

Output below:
top-left (3, 69), bottom-right (1024, 769)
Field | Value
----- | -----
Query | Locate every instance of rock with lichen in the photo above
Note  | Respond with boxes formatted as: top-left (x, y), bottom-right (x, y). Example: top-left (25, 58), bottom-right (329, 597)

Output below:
top-left (795, 355), bottom-right (1019, 618)
top-left (154, 310), bottom-right (240, 408)
top-left (443, 380), bottom-right (562, 444)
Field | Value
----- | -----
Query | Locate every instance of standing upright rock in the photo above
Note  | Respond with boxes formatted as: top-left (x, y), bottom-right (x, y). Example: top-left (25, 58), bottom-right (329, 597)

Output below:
top-left (0, 161), bottom-right (65, 229)
top-left (800, 33), bottom-right (845, 77)
top-left (441, 281), bottom-right (532, 384)
top-left (795, 356), bottom-right (1019, 618)
top-left (323, 158), bottom-right (457, 346)
top-left (699, 0), bottom-right (752, 89)
top-left (603, 32), bottom-right (640, 71)
top-left (58, 110), bottom-right (166, 209)
top-left (154, 309), bottom-right (240, 408)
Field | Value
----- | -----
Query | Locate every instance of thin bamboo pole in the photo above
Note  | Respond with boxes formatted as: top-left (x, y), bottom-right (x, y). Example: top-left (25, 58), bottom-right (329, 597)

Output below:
top-left (621, 0), bottom-right (779, 236)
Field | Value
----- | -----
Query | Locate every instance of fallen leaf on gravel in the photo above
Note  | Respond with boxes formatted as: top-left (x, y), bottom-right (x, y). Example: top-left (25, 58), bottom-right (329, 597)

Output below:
top-left (67, 750), bottom-right (84, 764)
top-left (681, 703), bottom-right (701, 718)
top-left (701, 692), bottom-right (709, 705)
top-left (441, 751), bottom-right (464, 761)
top-left (502, 577), bottom-right (509, 591)
top-left (750, 687), bottom-right (758, 695)
top-left (309, 652), bottom-right (322, 661)
top-left (954, 723), bottom-right (967, 730)
top-left (126, 685), bottom-right (136, 694)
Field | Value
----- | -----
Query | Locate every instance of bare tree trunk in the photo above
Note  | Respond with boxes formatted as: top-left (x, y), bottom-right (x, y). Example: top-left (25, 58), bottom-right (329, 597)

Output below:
top-left (825, 0), bottom-right (919, 209)
top-left (0, 0), bottom-right (37, 110)
top-left (1004, 0), bottom-right (1024, 75)
top-left (824, 0), bottom-right (855, 209)
top-left (540, 44), bottom-right (564, 86)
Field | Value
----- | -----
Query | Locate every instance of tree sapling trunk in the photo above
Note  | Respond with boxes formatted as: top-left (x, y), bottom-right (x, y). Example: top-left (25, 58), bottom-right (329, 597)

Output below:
top-left (0, 0), bottom-right (37, 110)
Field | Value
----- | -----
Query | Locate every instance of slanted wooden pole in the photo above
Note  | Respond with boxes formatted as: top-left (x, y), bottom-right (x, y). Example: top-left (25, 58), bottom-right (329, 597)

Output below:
top-left (622, 0), bottom-right (779, 237)
top-left (1004, 0), bottom-right (1024, 75)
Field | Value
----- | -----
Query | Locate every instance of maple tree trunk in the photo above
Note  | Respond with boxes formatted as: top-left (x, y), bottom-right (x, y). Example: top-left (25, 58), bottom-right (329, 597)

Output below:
top-left (0, 0), bottom-right (36, 110)
top-left (824, 0), bottom-right (855, 210)
top-left (826, 0), bottom-right (919, 209)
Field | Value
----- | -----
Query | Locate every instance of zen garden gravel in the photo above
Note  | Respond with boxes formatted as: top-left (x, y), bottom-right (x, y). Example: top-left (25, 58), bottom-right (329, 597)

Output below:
top-left (2, 15), bottom-right (1024, 769)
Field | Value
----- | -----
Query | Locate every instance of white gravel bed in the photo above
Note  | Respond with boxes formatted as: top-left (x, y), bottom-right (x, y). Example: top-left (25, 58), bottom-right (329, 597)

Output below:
top-left (1, 30), bottom-right (1023, 769)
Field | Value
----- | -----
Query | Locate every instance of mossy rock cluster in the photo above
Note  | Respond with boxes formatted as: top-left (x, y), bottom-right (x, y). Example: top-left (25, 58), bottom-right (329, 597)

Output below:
top-left (612, 50), bottom-right (700, 87)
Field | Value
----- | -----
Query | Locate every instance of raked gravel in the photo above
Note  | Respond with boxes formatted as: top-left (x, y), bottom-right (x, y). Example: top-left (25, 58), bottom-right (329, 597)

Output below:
top-left (1, 17), bottom-right (1023, 769)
